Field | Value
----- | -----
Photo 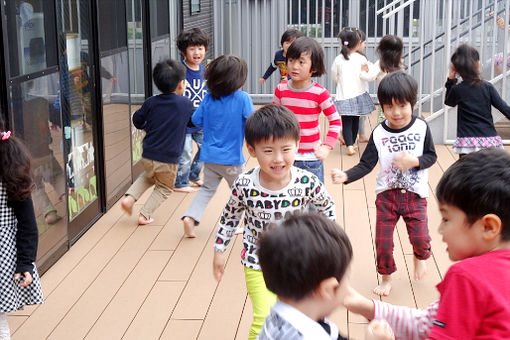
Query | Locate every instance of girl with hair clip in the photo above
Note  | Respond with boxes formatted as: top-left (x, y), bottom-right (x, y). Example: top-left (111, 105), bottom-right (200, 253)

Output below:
top-left (445, 44), bottom-right (510, 158)
top-left (0, 120), bottom-right (44, 339)
top-left (331, 27), bottom-right (375, 156)
top-left (181, 55), bottom-right (254, 238)
top-left (361, 34), bottom-right (405, 123)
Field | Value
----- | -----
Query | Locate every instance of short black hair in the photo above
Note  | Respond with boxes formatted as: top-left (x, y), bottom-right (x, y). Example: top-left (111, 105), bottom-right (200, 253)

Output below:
top-left (280, 28), bottom-right (304, 46)
top-left (286, 37), bottom-right (326, 77)
top-left (436, 149), bottom-right (510, 240)
top-left (205, 55), bottom-right (247, 99)
top-left (176, 27), bottom-right (210, 53)
top-left (258, 213), bottom-right (353, 301)
top-left (245, 104), bottom-right (300, 147)
top-left (377, 71), bottom-right (418, 109)
top-left (152, 59), bottom-right (186, 94)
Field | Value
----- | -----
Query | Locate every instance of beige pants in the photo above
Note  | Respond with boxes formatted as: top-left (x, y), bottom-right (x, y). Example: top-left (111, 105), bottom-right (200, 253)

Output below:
top-left (126, 158), bottom-right (177, 219)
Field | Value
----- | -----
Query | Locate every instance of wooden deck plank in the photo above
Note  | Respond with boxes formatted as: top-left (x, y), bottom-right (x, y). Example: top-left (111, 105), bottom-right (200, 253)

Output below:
top-left (159, 320), bottom-right (202, 340)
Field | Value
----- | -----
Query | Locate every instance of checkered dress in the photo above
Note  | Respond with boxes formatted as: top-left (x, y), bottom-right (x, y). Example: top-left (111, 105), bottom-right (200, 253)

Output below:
top-left (334, 91), bottom-right (375, 116)
top-left (0, 182), bottom-right (43, 313)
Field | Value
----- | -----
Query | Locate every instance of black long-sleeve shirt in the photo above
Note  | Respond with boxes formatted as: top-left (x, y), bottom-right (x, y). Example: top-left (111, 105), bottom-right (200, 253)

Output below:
top-left (8, 197), bottom-right (38, 274)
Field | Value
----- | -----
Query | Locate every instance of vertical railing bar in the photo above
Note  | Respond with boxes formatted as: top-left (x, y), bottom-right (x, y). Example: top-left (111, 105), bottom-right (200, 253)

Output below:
top-left (491, 0), bottom-right (498, 81)
top-left (429, 0), bottom-right (437, 119)
top-left (417, 0), bottom-right (424, 116)
top-left (444, 0), bottom-right (453, 144)
top-left (468, 0), bottom-right (473, 43)
top-left (480, 0), bottom-right (486, 68)
top-left (503, 0), bottom-right (509, 98)
top-left (407, 1), bottom-right (413, 73)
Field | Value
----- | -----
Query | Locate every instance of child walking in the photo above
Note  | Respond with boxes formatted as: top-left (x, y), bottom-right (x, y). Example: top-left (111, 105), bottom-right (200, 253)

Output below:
top-left (273, 37), bottom-right (342, 182)
top-left (259, 28), bottom-right (303, 84)
top-left (174, 28), bottom-right (209, 193)
top-left (258, 213), bottom-right (395, 340)
top-left (344, 148), bottom-right (510, 339)
top-left (181, 55), bottom-right (253, 238)
top-left (332, 72), bottom-right (437, 296)
top-left (445, 44), bottom-right (510, 157)
top-left (121, 59), bottom-right (193, 225)
top-left (212, 105), bottom-right (336, 340)
top-left (331, 27), bottom-right (375, 156)
top-left (0, 124), bottom-right (44, 339)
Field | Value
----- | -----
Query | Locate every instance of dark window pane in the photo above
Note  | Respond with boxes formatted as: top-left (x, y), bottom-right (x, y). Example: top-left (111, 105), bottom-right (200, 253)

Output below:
top-left (98, 0), bottom-right (128, 52)
top-left (150, 0), bottom-right (169, 39)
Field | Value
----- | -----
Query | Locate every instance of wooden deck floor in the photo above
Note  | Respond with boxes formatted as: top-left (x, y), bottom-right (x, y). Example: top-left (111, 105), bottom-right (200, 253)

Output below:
top-left (9, 112), bottom-right (510, 340)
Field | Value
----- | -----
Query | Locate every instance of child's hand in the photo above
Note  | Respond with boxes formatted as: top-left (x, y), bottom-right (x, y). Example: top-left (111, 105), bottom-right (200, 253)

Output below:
top-left (365, 320), bottom-right (395, 340)
top-left (448, 64), bottom-right (456, 79)
top-left (14, 272), bottom-right (33, 287)
top-left (392, 152), bottom-right (419, 171)
top-left (343, 284), bottom-right (374, 319)
top-left (361, 63), bottom-right (369, 72)
top-left (258, 78), bottom-right (266, 84)
top-left (314, 144), bottom-right (331, 161)
top-left (331, 168), bottom-right (348, 184)
top-left (213, 251), bottom-right (226, 282)
top-left (338, 132), bottom-right (345, 145)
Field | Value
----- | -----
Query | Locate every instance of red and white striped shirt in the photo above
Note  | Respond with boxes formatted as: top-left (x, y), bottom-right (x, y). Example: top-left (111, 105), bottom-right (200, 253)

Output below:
top-left (273, 81), bottom-right (341, 154)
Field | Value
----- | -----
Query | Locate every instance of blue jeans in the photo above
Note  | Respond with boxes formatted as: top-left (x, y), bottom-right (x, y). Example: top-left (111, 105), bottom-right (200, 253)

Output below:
top-left (175, 131), bottom-right (203, 188)
top-left (293, 159), bottom-right (324, 183)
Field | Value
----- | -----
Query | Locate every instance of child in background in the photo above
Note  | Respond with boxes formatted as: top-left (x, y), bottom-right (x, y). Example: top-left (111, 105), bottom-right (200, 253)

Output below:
top-left (257, 213), bottom-right (395, 340)
top-left (121, 59), bottom-right (193, 225)
top-left (174, 28), bottom-right (209, 193)
top-left (273, 37), bottom-right (342, 182)
top-left (445, 44), bottom-right (510, 158)
top-left (331, 72), bottom-right (437, 296)
top-left (344, 148), bottom-right (510, 339)
top-left (182, 55), bottom-right (253, 238)
top-left (0, 123), bottom-right (44, 339)
top-left (259, 28), bottom-right (303, 84)
top-left (357, 29), bottom-right (370, 143)
top-left (361, 35), bottom-right (405, 123)
top-left (331, 27), bottom-right (375, 156)
top-left (213, 105), bottom-right (336, 340)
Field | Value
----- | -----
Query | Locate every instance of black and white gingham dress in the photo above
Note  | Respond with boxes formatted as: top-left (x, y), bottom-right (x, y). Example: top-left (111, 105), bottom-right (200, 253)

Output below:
top-left (0, 182), bottom-right (43, 313)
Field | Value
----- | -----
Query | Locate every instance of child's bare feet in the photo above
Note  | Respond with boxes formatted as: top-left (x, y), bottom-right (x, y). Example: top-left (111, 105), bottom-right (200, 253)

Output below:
top-left (121, 195), bottom-right (135, 215)
top-left (174, 186), bottom-right (198, 193)
top-left (413, 257), bottom-right (427, 280)
top-left (234, 227), bottom-right (244, 235)
top-left (374, 274), bottom-right (392, 296)
top-left (183, 216), bottom-right (197, 238)
top-left (358, 134), bottom-right (369, 143)
top-left (347, 145), bottom-right (355, 156)
top-left (45, 211), bottom-right (61, 225)
top-left (138, 215), bottom-right (154, 225)
top-left (190, 179), bottom-right (203, 187)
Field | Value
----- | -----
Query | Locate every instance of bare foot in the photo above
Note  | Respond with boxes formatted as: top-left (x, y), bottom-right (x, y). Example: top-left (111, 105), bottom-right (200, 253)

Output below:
top-left (234, 227), bottom-right (244, 235)
top-left (121, 195), bottom-right (135, 215)
top-left (347, 145), bottom-right (355, 156)
top-left (138, 215), bottom-right (154, 225)
top-left (190, 179), bottom-right (203, 187)
top-left (183, 216), bottom-right (197, 238)
top-left (373, 275), bottom-right (392, 296)
top-left (358, 134), bottom-right (369, 143)
top-left (174, 186), bottom-right (198, 193)
top-left (414, 257), bottom-right (427, 280)
top-left (45, 211), bottom-right (61, 225)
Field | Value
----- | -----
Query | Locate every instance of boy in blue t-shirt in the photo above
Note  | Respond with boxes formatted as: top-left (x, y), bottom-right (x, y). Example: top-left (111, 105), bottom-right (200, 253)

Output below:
top-left (121, 59), bottom-right (193, 225)
top-left (174, 28), bottom-right (209, 193)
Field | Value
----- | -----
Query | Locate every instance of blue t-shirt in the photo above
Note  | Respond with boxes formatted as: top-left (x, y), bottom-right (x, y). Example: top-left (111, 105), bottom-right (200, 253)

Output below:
top-left (183, 62), bottom-right (207, 133)
top-left (192, 90), bottom-right (254, 165)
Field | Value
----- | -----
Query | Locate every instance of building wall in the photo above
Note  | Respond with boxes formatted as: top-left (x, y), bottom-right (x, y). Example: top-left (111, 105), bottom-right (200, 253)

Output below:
top-left (182, 0), bottom-right (215, 60)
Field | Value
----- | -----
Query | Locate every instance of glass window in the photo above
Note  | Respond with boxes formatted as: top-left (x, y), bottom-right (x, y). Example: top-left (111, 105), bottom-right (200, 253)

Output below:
top-left (98, 0), bottom-right (128, 52)
top-left (5, 0), bottom-right (58, 77)
top-left (150, 1), bottom-right (170, 39)
top-left (191, 0), bottom-right (200, 14)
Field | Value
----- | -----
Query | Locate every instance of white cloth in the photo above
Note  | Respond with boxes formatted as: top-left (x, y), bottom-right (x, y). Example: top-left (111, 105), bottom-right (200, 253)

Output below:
top-left (331, 52), bottom-right (371, 101)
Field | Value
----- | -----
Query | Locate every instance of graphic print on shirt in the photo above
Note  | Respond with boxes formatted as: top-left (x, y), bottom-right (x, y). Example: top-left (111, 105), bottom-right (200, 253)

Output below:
top-left (184, 78), bottom-right (207, 108)
top-left (381, 132), bottom-right (421, 191)
top-left (275, 61), bottom-right (289, 80)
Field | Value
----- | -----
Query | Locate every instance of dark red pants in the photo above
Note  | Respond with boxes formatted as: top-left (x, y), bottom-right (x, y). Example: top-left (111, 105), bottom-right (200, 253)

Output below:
top-left (375, 189), bottom-right (431, 275)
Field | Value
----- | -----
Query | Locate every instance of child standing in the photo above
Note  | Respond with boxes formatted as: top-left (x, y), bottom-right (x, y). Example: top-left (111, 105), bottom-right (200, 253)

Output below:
top-left (182, 55), bottom-right (253, 238)
top-left (344, 148), bottom-right (510, 339)
top-left (174, 28), bottom-right (209, 193)
top-left (331, 27), bottom-right (375, 156)
top-left (257, 213), bottom-right (395, 340)
top-left (212, 105), bottom-right (336, 340)
top-left (331, 72), bottom-right (437, 296)
top-left (273, 37), bottom-right (342, 182)
top-left (445, 44), bottom-right (510, 158)
top-left (0, 125), bottom-right (44, 339)
top-left (121, 59), bottom-right (193, 225)
top-left (259, 28), bottom-right (303, 84)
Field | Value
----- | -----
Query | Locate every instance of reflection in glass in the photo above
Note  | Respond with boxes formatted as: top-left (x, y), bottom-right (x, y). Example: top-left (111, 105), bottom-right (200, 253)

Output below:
top-left (151, 37), bottom-right (170, 95)
top-left (9, 74), bottom-right (67, 264)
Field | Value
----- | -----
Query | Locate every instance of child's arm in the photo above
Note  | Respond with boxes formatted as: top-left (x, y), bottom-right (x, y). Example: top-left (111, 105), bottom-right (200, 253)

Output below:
top-left (132, 100), bottom-right (150, 129)
top-left (393, 124), bottom-right (436, 171)
top-left (488, 82), bottom-right (510, 120)
top-left (365, 320), bottom-right (395, 340)
top-left (444, 68), bottom-right (459, 107)
top-left (330, 57), bottom-right (341, 83)
top-left (9, 197), bottom-right (38, 287)
top-left (191, 99), bottom-right (205, 128)
top-left (259, 51), bottom-right (280, 84)
top-left (360, 60), bottom-right (382, 82)
top-left (318, 88), bottom-right (342, 154)
top-left (332, 135), bottom-right (378, 184)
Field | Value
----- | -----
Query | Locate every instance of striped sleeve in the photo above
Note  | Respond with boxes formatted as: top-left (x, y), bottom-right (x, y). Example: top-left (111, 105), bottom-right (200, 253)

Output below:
top-left (272, 84), bottom-right (282, 105)
top-left (317, 87), bottom-right (341, 148)
top-left (373, 299), bottom-right (439, 340)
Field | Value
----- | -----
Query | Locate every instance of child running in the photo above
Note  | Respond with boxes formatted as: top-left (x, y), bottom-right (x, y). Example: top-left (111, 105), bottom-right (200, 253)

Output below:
top-left (344, 148), bottom-right (510, 339)
top-left (259, 28), bottom-right (303, 84)
top-left (331, 27), bottom-right (375, 156)
top-left (182, 55), bottom-right (253, 238)
top-left (174, 27), bottom-right (209, 193)
top-left (445, 44), bottom-right (510, 158)
top-left (331, 71), bottom-right (437, 296)
top-left (258, 213), bottom-right (395, 340)
top-left (121, 59), bottom-right (193, 225)
top-left (0, 124), bottom-right (44, 339)
top-left (212, 105), bottom-right (336, 340)
top-left (273, 36), bottom-right (342, 182)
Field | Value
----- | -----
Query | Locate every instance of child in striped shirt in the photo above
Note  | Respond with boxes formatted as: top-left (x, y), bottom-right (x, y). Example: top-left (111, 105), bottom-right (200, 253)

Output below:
top-left (273, 37), bottom-right (342, 182)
